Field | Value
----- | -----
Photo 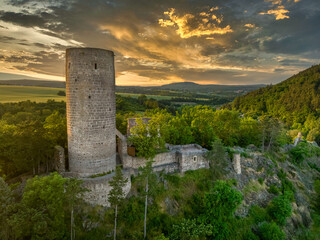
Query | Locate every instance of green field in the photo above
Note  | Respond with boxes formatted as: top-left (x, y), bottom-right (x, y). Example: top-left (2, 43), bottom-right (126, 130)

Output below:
top-left (116, 92), bottom-right (172, 100)
top-left (0, 85), bottom-right (66, 103)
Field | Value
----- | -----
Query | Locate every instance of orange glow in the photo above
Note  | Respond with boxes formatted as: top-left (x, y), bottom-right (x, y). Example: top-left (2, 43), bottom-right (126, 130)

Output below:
top-left (158, 8), bottom-right (233, 39)
top-left (260, 6), bottom-right (290, 20)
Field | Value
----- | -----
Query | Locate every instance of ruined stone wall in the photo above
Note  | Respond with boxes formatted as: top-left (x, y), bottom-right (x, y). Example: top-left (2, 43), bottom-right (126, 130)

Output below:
top-left (66, 48), bottom-right (116, 177)
top-left (122, 151), bottom-right (178, 172)
top-left (54, 145), bottom-right (65, 173)
top-left (82, 170), bottom-right (131, 207)
top-left (179, 150), bottom-right (209, 172)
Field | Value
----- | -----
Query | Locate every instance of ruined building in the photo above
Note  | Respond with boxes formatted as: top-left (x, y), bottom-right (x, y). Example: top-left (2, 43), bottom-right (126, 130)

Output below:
top-left (59, 47), bottom-right (216, 206)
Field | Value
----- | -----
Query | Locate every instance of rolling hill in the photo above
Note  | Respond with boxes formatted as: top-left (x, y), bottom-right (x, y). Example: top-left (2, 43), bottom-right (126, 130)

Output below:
top-left (229, 64), bottom-right (320, 126)
top-left (159, 82), bottom-right (265, 92)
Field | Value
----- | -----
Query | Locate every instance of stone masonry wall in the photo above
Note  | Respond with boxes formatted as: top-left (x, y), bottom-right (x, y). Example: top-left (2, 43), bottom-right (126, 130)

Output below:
top-left (66, 48), bottom-right (116, 177)
top-left (123, 151), bottom-right (178, 172)
top-left (82, 170), bottom-right (131, 207)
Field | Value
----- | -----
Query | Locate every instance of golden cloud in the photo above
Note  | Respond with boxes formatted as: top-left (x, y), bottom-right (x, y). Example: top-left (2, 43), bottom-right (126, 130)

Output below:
top-left (260, 6), bottom-right (290, 20)
top-left (158, 8), bottom-right (233, 39)
top-left (244, 23), bottom-right (256, 28)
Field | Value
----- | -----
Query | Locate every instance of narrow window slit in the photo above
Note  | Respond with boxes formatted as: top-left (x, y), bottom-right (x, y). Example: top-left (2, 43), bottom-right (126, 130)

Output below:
top-left (94, 63), bottom-right (97, 69)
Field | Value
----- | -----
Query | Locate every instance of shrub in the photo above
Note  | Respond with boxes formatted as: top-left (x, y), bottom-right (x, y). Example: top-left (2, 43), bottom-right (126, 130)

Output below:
top-left (244, 230), bottom-right (260, 240)
top-left (249, 205), bottom-right (268, 224)
top-left (268, 185), bottom-right (280, 195)
top-left (268, 195), bottom-right (292, 226)
top-left (258, 222), bottom-right (285, 240)
top-left (289, 141), bottom-right (309, 164)
top-left (57, 90), bottom-right (66, 96)
top-left (258, 178), bottom-right (264, 185)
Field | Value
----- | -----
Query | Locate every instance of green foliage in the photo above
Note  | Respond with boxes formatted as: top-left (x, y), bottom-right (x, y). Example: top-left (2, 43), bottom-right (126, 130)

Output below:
top-left (243, 179), bottom-right (266, 196)
top-left (290, 141), bottom-right (310, 164)
top-left (0, 177), bottom-right (14, 239)
top-left (239, 117), bottom-right (262, 147)
top-left (314, 180), bottom-right (320, 213)
top-left (205, 139), bottom-right (228, 180)
top-left (57, 90), bottom-right (66, 96)
top-left (277, 169), bottom-right (296, 196)
top-left (0, 101), bottom-right (66, 179)
top-left (267, 194), bottom-right (292, 226)
top-left (200, 180), bottom-right (243, 240)
top-left (43, 111), bottom-right (67, 148)
top-left (268, 184), bottom-right (280, 195)
top-left (8, 172), bottom-right (84, 240)
top-left (249, 205), bottom-right (268, 224)
top-left (153, 233), bottom-right (170, 240)
top-left (170, 218), bottom-right (212, 240)
top-left (231, 64), bottom-right (320, 127)
top-left (108, 167), bottom-right (128, 207)
top-left (258, 222), bottom-right (285, 240)
top-left (258, 177), bottom-right (264, 185)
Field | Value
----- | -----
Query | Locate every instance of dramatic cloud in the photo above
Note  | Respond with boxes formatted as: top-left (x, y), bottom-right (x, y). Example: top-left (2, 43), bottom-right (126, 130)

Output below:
top-left (158, 7), bottom-right (233, 38)
top-left (260, 5), bottom-right (290, 20)
top-left (0, 0), bottom-right (318, 85)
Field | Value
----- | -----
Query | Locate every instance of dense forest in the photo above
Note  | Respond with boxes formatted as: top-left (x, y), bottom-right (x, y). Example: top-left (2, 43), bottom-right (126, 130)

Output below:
top-left (1, 65), bottom-right (320, 239)
top-left (228, 64), bottom-right (320, 143)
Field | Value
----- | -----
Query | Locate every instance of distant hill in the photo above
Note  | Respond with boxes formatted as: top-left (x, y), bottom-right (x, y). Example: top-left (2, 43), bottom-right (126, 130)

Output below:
top-left (0, 79), bottom-right (65, 88)
top-left (159, 82), bottom-right (265, 92)
top-left (229, 64), bottom-right (320, 125)
top-left (0, 79), bottom-right (264, 94)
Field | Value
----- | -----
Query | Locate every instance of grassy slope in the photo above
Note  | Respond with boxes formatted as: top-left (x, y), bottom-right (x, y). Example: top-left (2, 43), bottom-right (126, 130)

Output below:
top-left (0, 85), bottom-right (66, 103)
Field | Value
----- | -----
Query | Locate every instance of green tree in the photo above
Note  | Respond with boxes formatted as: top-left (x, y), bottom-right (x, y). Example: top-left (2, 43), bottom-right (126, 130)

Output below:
top-left (57, 90), bottom-right (66, 96)
top-left (267, 194), bottom-right (292, 226)
top-left (138, 160), bottom-right (157, 239)
top-left (182, 105), bottom-right (216, 148)
top-left (258, 222), bottom-right (285, 240)
top-left (44, 111), bottom-right (67, 148)
top-left (170, 218), bottom-right (212, 240)
top-left (200, 180), bottom-right (243, 240)
top-left (205, 139), bottom-right (228, 180)
top-left (0, 177), bottom-right (14, 240)
top-left (212, 109), bottom-right (241, 146)
top-left (108, 167), bottom-right (128, 240)
top-left (8, 173), bottom-right (84, 240)
top-left (239, 117), bottom-right (262, 147)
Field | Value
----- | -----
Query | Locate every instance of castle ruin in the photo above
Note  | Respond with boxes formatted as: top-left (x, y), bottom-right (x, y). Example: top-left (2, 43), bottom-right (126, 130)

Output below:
top-left (61, 47), bottom-right (215, 206)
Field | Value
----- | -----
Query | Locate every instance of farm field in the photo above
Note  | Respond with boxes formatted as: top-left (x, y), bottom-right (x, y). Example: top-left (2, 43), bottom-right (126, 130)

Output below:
top-left (116, 92), bottom-right (173, 100)
top-left (0, 85), bottom-right (66, 103)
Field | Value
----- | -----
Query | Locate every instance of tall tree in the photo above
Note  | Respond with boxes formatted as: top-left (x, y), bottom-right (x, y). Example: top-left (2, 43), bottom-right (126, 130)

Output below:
top-left (205, 139), bottom-right (228, 180)
top-left (108, 167), bottom-right (128, 240)
top-left (0, 177), bottom-right (14, 240)
top-left (138, 160), bottom-right (157, 239)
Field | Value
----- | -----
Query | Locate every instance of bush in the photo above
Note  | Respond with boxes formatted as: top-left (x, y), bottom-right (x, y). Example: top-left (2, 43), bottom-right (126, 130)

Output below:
top-left (57, 90), bottom-right (66, 96)
top-left (258, 178), bottom-right (264, 185)
top-left (249, 205), bottom-right (268, 224)
top-left (244, 230), bottom-right (260, 240)
top-left (268, 195), bottom-right (292, 226)
top-left (258, 222), bottom-right (285, 240)
top-left (268, 185), bottom-right (280, 195)
top-left (289, 142), bottom-right (310, 164)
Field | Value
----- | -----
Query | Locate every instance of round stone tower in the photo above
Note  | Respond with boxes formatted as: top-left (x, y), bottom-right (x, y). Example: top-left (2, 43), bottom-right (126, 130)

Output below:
top-left (66, 48), bottom-right (116, 177)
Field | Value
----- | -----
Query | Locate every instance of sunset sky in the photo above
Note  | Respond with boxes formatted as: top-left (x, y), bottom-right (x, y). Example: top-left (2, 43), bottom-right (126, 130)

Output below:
top-left (0, 0), bottom-right (319, 86)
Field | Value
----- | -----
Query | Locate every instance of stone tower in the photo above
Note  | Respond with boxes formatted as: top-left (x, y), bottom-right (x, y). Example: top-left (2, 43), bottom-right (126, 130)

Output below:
top-left (66, 48), bottom-right (116, 177)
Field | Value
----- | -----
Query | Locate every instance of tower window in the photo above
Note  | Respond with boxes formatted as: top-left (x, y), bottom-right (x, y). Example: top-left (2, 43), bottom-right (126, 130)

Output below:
top-left (95, 63), bottom-right (97, 69)
top-left (193, 156), bottom-right (197, 162)
top-left (68, 63), bottom-right (71, 69)
top-left (88, 95), bottom-right (91, 99)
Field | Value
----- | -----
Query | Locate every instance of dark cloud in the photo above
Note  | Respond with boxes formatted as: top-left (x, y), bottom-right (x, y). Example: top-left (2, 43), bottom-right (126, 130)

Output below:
top-left (0, 0), bottom-right (319, 84)
top-left (0, 11), bottom-right (46, 27)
